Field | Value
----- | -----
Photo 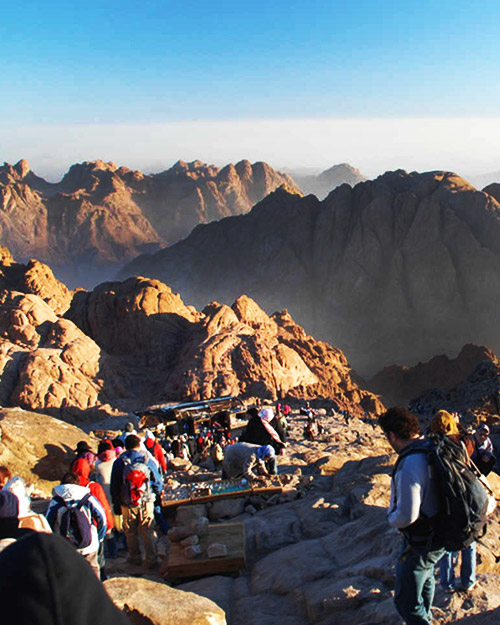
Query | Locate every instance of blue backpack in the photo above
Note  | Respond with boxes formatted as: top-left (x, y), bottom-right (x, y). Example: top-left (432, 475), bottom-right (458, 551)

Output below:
top-left (52, 493), bottom-right (93, 550)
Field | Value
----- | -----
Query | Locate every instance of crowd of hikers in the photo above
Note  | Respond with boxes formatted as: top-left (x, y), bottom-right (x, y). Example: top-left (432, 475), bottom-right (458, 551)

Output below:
top-left (380, 406), bottom-right (497, 625)
top-left (0, 404), bottom-right (291, 581)
top-left (0, 401), bottom-right (496, 624)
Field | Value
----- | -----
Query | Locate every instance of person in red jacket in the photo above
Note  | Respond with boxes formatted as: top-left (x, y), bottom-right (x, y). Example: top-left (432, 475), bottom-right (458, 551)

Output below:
top-left (72, 458), bottom-right (114, 580)
top-left (144, 431), bottom-right (167, 475)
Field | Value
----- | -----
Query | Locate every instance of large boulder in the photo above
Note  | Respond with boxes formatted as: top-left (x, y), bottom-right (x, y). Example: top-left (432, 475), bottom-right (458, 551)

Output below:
top-left (104, 577), bottom-right (227, 625)
top-left (0, 407), bottom-right (93, 495)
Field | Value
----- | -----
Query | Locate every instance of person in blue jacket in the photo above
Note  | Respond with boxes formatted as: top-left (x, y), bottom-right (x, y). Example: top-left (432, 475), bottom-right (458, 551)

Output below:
top-left (110, 434), bottom-right (163, 568)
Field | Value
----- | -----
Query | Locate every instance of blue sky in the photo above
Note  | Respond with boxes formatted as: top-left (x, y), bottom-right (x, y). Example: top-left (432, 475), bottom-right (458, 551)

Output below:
top-left (2, 1), bottom-right (500, 178)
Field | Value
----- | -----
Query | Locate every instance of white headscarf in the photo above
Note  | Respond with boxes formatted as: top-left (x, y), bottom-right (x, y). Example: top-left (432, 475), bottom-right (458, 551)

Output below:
top-left (258, 407), bottom-right (274, 422)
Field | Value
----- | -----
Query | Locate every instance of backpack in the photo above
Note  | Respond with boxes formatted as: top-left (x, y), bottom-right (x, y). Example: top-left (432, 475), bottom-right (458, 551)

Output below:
top-left (121, 456), bottom-right (152, 506)
top-left (395, 434), bottom-right (489, 551)
top-left (52, 493), bottom-right (93, 550)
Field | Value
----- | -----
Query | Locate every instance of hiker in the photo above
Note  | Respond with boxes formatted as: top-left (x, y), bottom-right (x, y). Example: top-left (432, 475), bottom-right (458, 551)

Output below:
top-left (239, 407), bottom-right (285, 471)
top-left (0, 532), bottom-right (130, 625)
top-left (379, 406), bottom-right (445, 625)
top-left (0, 490), bottom-right (36, 553)
top-left (3, 475), bottom-right (52, 533)
top-left (110, 434), bottom-right (163, 569)
top-left (72, 457), bottom-right (114, 579)
top-left (71, 441), bottom-right (98, 473)
top-left (0, 465), bottom-right (12, 489)
top-left (222, 442), bottom-right (276, 482)
top-left (144, 430), bottom-right (167, 474)
top-left (120, 421), bottom-right (137, 443)
top-left (94, 440), bottom-right (121, 557)
top-left (471, 423), bottom-right (496, 476)
top-left (46, 471), bottom-right (107, 577)
top-left (431, 410), bottom-right (477, 592)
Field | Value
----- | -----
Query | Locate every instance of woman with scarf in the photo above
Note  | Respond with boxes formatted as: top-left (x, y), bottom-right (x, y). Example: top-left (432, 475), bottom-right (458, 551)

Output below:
top-left (239, 407), bottom-right (286, 474)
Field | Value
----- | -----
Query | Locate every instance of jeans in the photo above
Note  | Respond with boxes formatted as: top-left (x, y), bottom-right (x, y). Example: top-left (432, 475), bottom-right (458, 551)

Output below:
top-left (394, 540), bottom-right (445, 625)
top-left (439, 543), bottom-right (476, 589)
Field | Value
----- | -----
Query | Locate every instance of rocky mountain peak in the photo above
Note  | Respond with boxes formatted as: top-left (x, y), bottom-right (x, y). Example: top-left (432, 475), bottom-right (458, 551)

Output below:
top-left (14, 159), bottom-right (30, 178)
top-left (232, 294), bottom-right (273, 327)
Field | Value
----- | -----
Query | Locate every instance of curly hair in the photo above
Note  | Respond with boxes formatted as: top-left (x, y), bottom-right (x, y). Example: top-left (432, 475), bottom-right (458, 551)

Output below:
top-left (379, 406), bottom-right (421, 439)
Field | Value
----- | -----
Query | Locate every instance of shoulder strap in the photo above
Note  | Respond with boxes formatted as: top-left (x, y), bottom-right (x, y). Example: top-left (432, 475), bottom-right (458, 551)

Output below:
top-left (76, 492), bottom-right (92, 510)
top-left (393, 441), bottom-right (430, 476)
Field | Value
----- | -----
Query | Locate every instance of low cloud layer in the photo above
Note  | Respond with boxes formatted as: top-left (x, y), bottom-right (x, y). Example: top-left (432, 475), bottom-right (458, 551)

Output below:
top-left (3, 117), bottom-right (500, 182)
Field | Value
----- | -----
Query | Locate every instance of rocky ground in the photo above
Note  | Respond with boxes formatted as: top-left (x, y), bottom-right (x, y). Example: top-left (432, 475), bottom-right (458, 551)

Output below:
top-left (102, 410), bottom-right (500, 625)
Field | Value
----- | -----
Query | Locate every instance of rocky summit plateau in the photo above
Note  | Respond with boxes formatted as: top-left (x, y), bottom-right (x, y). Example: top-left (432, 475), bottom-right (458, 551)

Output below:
top-left (120, 169), bottom-right (500, 375)
top-left (0, 158), bottom-right (299, 288)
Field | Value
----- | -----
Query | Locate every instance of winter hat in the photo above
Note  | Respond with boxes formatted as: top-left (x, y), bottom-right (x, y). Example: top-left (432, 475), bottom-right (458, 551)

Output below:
top-left (258, 407), bottom-right (274, 422)
top-left (75, 441), bottom-right (92, 454)
top-left (0, 490), bottom-right (19, 518)
top-left (257, 445), bottom-right (276, 461)
top-left (431, 410), bottom-right (459, 436)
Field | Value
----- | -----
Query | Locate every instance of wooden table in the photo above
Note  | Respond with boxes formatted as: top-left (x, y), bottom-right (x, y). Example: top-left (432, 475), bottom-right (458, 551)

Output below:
top-left (163, 522), bottom-right (245, 580)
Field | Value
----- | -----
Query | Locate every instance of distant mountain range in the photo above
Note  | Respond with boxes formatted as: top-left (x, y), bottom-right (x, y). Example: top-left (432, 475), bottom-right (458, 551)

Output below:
top-left (119, 169), bottom-right (500, 374)
top-left (0, 158), bottom-right (301, 287)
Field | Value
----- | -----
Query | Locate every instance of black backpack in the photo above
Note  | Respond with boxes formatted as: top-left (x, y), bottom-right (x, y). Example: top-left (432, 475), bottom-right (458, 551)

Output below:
top-left (52, 493), bottom-right (93, 550)
top-left (395, 433), bottom-right (489, 551)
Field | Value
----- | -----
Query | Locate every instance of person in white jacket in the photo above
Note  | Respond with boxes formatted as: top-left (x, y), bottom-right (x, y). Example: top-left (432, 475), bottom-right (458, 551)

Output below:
top-left (46, 472), bottom-right (107, 577)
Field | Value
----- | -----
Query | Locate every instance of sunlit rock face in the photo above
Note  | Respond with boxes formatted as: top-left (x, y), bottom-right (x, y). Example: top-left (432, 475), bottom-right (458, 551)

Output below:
top-left (0, 251), bottom-right (382, 423)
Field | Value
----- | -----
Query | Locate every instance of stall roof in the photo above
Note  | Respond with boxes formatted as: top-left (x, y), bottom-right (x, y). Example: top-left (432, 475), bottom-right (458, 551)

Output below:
top-left (134, 396), bottom-right (245, 425)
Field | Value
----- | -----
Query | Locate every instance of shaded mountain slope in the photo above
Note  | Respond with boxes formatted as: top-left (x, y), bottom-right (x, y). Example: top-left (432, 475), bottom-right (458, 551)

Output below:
top-left (120, 169), bottom-right (500, 374)
top-left (366, 343), bottom-right (497, 407)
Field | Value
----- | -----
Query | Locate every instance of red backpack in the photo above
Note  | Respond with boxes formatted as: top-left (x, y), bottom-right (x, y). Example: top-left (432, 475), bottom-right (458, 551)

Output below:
top-left (121, 457), bottom-right (151, 506)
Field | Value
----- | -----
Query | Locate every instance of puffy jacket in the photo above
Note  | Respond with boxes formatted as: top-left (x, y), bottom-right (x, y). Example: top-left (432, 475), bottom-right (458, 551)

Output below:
top-left (46, 484), bottom-right (106, 555)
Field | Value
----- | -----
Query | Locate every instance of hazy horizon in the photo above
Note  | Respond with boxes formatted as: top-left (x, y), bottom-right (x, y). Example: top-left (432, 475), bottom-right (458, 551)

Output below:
top-left (3, 117), bottom-right (500, 184)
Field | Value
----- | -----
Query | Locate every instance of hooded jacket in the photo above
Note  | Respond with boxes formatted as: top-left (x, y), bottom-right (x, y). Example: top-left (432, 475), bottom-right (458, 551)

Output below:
top-left (46, 484), bottom-right (106, 555)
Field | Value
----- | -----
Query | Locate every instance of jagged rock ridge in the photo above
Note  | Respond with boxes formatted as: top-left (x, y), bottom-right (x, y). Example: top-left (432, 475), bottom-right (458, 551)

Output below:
top-left (0, 251), bottom-right (382, 423)
top-left (120, 170), bottom-right (500, 374)
top-left (0, 158), bottom-right (300, 288)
